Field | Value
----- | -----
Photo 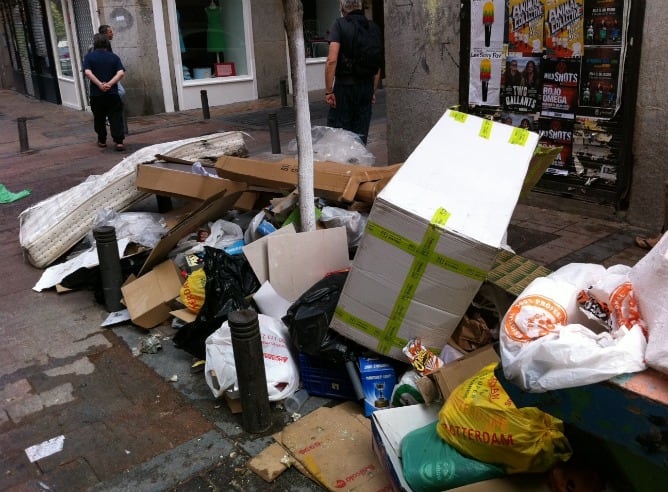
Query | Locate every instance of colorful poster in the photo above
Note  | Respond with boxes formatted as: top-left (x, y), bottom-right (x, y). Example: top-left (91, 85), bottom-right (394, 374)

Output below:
top-left (502, 55), bottom-right (542, 112)
top-left (508, 0), bottom-right (545, 55)
top-left (584, 0), bottom-right (625, 46)
top-left (469, 49), bottom-right (504, 106)
top-left (544, 0), bottom-right (585, 57)
top-left (471, 0), bottom-right (506, 49)
top-left (539, 118), bottom-right (574, 176)
top-left (579, 46), bottom-right (621, 118)
top-left (540, 57), bottom-right (580, 119)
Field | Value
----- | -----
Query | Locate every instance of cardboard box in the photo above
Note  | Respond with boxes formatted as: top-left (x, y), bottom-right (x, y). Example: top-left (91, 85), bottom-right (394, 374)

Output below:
top-left (416, 344), bottom-right (500, 404)
top-left (330, 110), bottom-right (539, 360)
top-left (135, 161), bottom-right (246, 201)
top-left (121, 259), bottom-right (183, 329)
top-left (358, 356), bottom-right (396, 417)
top-left (370, 403), bottom-right (440, 492)
top-left (215, 155), bottom-right (402, 203)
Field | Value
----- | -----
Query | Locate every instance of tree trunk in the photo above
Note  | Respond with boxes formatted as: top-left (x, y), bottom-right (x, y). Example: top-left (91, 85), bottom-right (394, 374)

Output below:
top-left (281, 0), bottom-right (316, 232)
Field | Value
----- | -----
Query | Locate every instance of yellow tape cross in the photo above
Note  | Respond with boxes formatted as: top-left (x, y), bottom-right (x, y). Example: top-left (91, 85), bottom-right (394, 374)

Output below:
top-left (335, 208), bottom-right (487, 355)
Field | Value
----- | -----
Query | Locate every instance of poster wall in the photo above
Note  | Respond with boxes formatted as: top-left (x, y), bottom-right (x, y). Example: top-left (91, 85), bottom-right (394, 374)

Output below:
top-left (467, 0), bottom-right (630, 188)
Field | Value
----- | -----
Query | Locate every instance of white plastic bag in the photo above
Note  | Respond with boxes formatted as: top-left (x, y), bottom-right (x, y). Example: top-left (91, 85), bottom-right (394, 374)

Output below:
top-left (500, 263), bottom-right (647, 392)
top-left (204, 314), bottom-right (299, 401)
top-left (630, 232), bottom-right (668, 374)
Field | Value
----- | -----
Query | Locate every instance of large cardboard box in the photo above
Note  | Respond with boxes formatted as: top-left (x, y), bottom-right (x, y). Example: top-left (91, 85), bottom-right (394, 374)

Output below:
top-left (136, 162), bottom-right (247, 201)
top-left (330, 110), bottom-right (539, 360)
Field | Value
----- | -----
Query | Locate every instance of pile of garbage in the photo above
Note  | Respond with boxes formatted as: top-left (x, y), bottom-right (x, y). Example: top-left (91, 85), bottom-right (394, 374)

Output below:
top-left (21, 114), bottom-right (668, 491)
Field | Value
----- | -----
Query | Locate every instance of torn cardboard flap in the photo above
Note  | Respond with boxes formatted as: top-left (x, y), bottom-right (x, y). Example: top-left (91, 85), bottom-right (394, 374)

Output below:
top-left (139, 190), bottom-right (244, 276)
top-left (276, 401), bottom-right (391, 491)
top-left (243, 226), bottom-right (350, 303)
top-left (135, 161), bottom-right (247, 201)
top-left (417, 344), bottom-right (500, 404)
top-left (215, 155), bottom-right (402, 203)
top-left (121, 260), bottom-right (183, 329)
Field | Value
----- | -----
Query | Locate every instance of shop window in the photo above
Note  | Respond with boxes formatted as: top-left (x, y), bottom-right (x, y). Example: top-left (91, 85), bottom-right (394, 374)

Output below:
top-left (303, 0), bottom-right (339, 59)
top-left (176, 0), bottom-right (248, 80)
top-left (50, 0), bottom-right (72, 77)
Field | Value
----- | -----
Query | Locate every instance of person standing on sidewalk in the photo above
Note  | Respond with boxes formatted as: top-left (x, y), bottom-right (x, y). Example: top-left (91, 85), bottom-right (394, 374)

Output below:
top-left (324, 0), bottom-right (383, 145)
top-left (97, 24), bottom-right (129, 134)
top-left (83, 33), bottom-right (126, 151)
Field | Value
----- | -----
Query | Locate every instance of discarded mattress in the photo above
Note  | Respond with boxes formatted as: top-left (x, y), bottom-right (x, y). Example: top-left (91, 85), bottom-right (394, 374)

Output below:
top-left (19, 132), bottom-right (247, 269)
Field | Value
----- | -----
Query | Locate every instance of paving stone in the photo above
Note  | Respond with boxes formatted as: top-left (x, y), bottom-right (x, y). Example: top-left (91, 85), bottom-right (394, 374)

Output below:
top-left (6, 394), bottom-right (43, 422)
top-left (40, 382), bottom-right (75, 408)
top-left (43, 357), bottom-right (96, 377)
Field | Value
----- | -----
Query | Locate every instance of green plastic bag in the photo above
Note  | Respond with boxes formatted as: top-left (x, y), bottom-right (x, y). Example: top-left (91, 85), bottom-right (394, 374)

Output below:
top-left (401, 421), bottom-right (504, 492)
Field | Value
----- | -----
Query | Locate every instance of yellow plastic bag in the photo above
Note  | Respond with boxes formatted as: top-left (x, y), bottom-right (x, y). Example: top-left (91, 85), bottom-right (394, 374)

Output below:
top-left (436, 363), bottom-right (572, 474)
top-left (180, 268), bottom-right (206, 314)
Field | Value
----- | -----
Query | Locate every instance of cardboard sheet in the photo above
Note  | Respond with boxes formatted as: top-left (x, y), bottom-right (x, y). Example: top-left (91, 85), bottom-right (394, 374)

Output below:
top-left (266, 227), bottom-right (350, 302)
top-left (276, 401), bottom-right (391, 491)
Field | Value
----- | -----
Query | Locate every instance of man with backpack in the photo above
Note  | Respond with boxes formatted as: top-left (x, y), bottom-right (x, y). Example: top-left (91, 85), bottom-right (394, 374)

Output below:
top-left (325, 0), bottom-right (383, 145)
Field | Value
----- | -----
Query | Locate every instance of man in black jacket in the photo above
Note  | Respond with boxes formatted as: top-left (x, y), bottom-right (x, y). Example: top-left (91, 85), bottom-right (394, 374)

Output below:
top-left (324, 0), bottom-right (382, 145)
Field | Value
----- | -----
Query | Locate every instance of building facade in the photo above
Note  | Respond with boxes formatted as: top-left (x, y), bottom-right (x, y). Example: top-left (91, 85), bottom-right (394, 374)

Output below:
top-left (0, 0), bottom-right (378, 114)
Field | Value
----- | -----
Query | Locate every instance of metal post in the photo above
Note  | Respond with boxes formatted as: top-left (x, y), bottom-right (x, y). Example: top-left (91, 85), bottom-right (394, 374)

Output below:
top-left (268, 113), bottom-right (281, 154)
top-left (200, 90), bottom-right (210, 120)
top-left (17, 117), bottom-right (29, 153)
top-left (93, 226), bottom-right (124, 312)
top-left (279, 79), bottom-right (288, 108)
top-left (228, 309), bottom-right (272, 434)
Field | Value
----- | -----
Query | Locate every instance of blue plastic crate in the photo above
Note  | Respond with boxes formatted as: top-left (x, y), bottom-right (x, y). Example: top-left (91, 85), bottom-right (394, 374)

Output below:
top-left (298, 353), bottom-right (357, 400)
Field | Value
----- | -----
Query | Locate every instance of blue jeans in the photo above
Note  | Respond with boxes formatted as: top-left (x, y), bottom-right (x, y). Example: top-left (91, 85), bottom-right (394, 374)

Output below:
top-left (327, 80), bottom-right (374, 145)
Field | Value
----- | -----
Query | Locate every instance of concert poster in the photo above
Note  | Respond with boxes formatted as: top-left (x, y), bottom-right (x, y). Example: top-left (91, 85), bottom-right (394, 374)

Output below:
top-left (583, 0), bottom-right (625, 46)
top-left (538, 117), bottom-right (575, 176)
top-left (508, 0), bottom-right (545, 55)
top-left (502, 55), bottom-right (541, 112)
top-left (579, 46), bottom-right (621, 118)
top-left (540, 57), bottom-right (580, 119)
top-left (544, 0), bottom-right (585, 57)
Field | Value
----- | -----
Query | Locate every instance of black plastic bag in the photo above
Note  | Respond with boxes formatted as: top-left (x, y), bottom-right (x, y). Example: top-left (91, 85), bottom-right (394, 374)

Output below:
top-left (173, 246), bottom-right (260, 359)
top-left (282, 270), bottom-right (356, 364)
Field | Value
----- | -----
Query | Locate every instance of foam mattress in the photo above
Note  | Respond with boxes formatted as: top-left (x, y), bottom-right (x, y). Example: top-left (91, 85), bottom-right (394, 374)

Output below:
top-left (19, 132), bottom-right (247, 269)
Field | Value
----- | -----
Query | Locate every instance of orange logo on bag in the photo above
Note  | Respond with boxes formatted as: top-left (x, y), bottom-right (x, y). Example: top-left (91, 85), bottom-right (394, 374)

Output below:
top-left (503, 295), bottom-right (567, 342)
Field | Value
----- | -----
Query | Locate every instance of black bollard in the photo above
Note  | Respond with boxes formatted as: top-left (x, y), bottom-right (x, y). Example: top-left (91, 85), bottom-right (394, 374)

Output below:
top-left (200, 90), bottom-right (210, 119)
top-left (268, 113), bottom-right (281, 154)
top-left (93, 226), bottom-right (124, 312)
top-left (17, 117), bottom-right (29, 153)
top-left (279, 79), bottom-right (288, 108)
top-left (228, 309), bottom-right (271, 434)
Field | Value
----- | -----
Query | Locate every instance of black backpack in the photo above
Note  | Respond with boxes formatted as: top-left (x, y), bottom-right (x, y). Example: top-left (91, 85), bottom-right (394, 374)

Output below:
top-left (336, 14), bottom-right (383, 80)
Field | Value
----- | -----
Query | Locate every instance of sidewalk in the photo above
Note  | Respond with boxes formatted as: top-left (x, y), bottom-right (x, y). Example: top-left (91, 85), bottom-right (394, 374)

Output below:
top-left (0, 88), bottom-right (653, 491)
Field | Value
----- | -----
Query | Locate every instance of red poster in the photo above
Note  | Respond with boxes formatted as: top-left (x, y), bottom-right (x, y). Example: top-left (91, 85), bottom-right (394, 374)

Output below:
top-left (539, 118), bottom-right (574, 176)
top-left (540, 57), bottom-right (580, 119)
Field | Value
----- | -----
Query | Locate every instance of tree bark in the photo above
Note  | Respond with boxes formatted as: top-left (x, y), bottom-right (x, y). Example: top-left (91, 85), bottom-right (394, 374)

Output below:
top-left (281, 0), bottom-right (316, 232)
